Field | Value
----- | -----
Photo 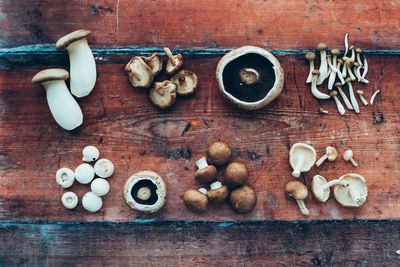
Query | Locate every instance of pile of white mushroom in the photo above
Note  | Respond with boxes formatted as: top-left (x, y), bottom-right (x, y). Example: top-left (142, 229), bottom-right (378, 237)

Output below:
top-left (285, 143), bottom-right (367, 216)
top-left (32, 29), bottom-right (97, 130)
top-left (125, 47), bottom-right (198, 109)
top-left (306, 33), bottom-right (381, 115)
top-left (183, 141), bottom-right (257, 214)
top-left (57, 145), bottom-right (114, 212)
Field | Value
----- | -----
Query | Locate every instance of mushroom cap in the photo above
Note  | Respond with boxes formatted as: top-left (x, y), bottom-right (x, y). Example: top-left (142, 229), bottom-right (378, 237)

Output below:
top-left (75, 163), bottom-right (95, 184)
top-left (82, 191), bottom-right (103, 212)
top-left (316, 42), bottom-right (328, 51)
top-left (289, 143), bottom-right (317, 174)
top-left (354, 62), bottom-right (360, 67)
top-left (183, 189), bottom-right (208, 212)
top-left (166, 54), bottom-right (183, 75)
top-left (229, 185), bottom-right (257, 213)
top-left (206, 141), bottom-right (232, 166)
top-left (312, 69), bottom-right (320, 75)
top-left (142, 52), bottom-right (163, 76)
top-left (356, 48), bottom-right (362, 53)
top-left (343, 150), bottom-right (353, 160)
top-left (305, 52), bottom-right (316, 60)
top-left (326, 146), bottom-right (338, 161)
top-left (123, 170), bottom-right (167, 213)
top-left (56, 167), bottom-right (75, 189)
top-left (331, 48), bottom-right (340, 55)
top-left (334, 82), bottom-right (342, 88)
top-left (337, 58), bottom-right (344, 64)
top-left (82, 145), bottom-right (100, 162)
top-left (345, 58), bottom-right (354, 66)
top-left (194, 165), bottom-right (217, 184)
top-left (284, 180), bottom-right (308, 200)
top-left (55, 29), bottom-right (91, 50)
top-left (357, 90), bottom-right (364, 95)
top-left (149, 80), bottom-right (177, 109)
top-left (224, 162), bottom-right (249, 188)
top-left (333, 173), bottom-right (368, 207)
top-left (207, 185), bottom-right (229, 204)
top-left (345, 77), bottom-right (352, 83)
top-left (311, 175), bottom-right (330, 202)
top-left (125, 56), bottom-right (154, 89)
top-left (329, 90), bottom-right (338, 97)
top-left (171, 70), bottom-right (198, 96)
top-left (61, 191), bottom-right (78, 209)
top-left (90, 178), bottom-right (110, 197)
top-left (94, 158), bottom-right (114, 178)
top-left (32, 69), bottom-right (69, 83)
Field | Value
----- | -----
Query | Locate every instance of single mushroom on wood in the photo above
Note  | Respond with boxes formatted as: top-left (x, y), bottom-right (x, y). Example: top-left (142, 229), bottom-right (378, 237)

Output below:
top-left (333, 173), bottom-right (368, 207)
top-left (311, 70), bottom-right (330, 100)
top-left (370, 90), bottom-right (380, 105)
top-left (224, 162), bottom-right (249, 189)
top-left (345, 77), bottom-right (360, 114)
top-left (335, 82), bottom-right (353, 110)
top-left (284, 181), bottom-right (309, 216)
top-left (315, 146), bottom-right (338, 167)
top-left (171, 70), bottom-right (198, 96)
top-left (183, 188), bottom-right (208, 212)
top-left (149, 80), bottom-right (177, 109)
top-left (330, 90), bottom-right (345, 115)
top-left (230, 185), bottom-right (257, 213)
top-left (357, 90), bottom-right (368, 105)
top-left (305, 52), bottom-right (316, 83)
top-left (206, 181), bottom-right (229, 204)
top-left (55, 29), bottom-right (96, 98)
top-left (194, 157), bottom-right (217, 184)
top-left (206, 141), bottom-right (232, 166)
top-left (343, 149), bottom-right (358, 167)
top-left (311, 175), bottom-right (331, 203)
top-left (141, 52), bottom-right (163, 76)
top-left (32, 69), bottom-right (83, 130)
top-left (125, 56), bottom-right (154, 89)
top-left (164, 47), bottom-right (183, 75)
top-left (316, 43), bottom-right (328, 85)
top-left (289, 143), bottom-right (317, 178)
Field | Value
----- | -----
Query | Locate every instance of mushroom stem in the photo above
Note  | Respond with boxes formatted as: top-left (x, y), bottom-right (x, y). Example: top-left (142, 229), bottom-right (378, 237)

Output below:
top-left (196, 157), bottom-right (209, 169)
top-left (292, 154), bottom-right (306, 178)
top-left (331, 94), bottom-right (346, 115)
top-left (336, 83), bottom-right (353, 110)
top-left (349, 158), bottom-right (358, 167)
top-left (345, 79), bottom-right (360, 113)
top-left (341, 58), bottom-right (347, 77)
top-left (356, 50), bottom-right (363, 66)
top-left (344, 33), bottom-right (349, 57)
top-left (315, 154), bottom-right (328, 167)
top-left (361, 56), bottom-right (368, 79)
top-left (311, 72), bottom-right (330, 100)
top-left (321, 179), bottom-right (348, 190)
top-left (327, 56), bottom-right (338, 90)
top-left (350, 46), bottom-right (355, 62)
top-left (210, 181), bottom-right (223, 190)
top-left (326, 54), bottom-right (332, 79)
top-left (317, 50), bottom-right (328, 85)
top-left (355, 65), bottom-right (363, 82)
top-left (239, 68), bottom-right (260, 85)
top-left (335, 62), bottom-right (346, 85)
top-left (295, 199), bottom-right (309, 216)
top-left (137, 187), bottom-right (151, 201)
top-left (346, 62), bottom-right (356, 81)
top-left (306, 60), bottom-right (315, 83)
top-left (163, 47), bottom-right (176, 66)
top-left (319, 107), bottom-right (329, 114)
top-left (198, 188), bottom-right (208, 194)
top-left (358, 91), bottom-right (369, 106)
top-left (370, 90), bottom-right (380, 105)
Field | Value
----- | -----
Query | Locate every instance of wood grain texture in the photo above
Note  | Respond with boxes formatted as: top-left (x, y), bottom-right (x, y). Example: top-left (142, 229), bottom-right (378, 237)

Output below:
top-left (1, 0), bottom-right (400, 50)
top-left (0, 221), bottom-right (399, 266)
top-left (0, 53), bottom-right (399, 222)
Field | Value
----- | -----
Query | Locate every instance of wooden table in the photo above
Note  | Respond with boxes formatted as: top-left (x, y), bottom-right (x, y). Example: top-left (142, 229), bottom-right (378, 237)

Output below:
top-left (1, 0), bottom-right (399, 265)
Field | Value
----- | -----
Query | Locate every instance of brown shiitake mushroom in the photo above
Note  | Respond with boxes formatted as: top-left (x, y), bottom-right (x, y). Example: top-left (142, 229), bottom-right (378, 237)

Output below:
top-left (183, 188), bottom-right (208, 212)
top-left (206, 141), bottom-right (232, 166)
top-left (125, 56), bottom-right (154, 89)
top-left (194, 157), bottom-right (217, 184)
top-left (171, 70), bottom-right (198, 96)
top-left (224, 162), bottom-right (249, 188)
top-left (149, 80), bottom-right (177, 109)
top-left (164, 47), bottom-right (183, 75)
top-left (229, 185), bottom-right (257, 213)
top-left (142, 52), bottom-right (163, 76)
top-left (206, 181), bottom-right (229, 204)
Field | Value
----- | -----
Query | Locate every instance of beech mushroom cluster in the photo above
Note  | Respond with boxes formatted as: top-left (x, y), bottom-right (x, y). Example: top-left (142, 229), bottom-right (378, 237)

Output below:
top-left (305, 33), bottom-right (377, 116)
top-left (183, 141), bottom-right (257, 214)
top-left (125, 47), bottom-right (198, 109)
top-left (56, 145), bottom-right (114, 212)
top-left (32, 30), bottom-right (97, 130)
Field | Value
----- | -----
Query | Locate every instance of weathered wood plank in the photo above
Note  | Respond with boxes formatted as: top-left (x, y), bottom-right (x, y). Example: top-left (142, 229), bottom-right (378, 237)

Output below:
top-left (0, 221), bottom-right (399, 266)
top-left (1, 0), bottom-right (399, 50)
top-left (0, 53), bottom-right (398, 222)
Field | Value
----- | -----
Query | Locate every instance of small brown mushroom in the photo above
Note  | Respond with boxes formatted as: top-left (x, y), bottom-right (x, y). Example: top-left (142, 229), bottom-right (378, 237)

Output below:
top-left (142, 52), bottom-right (163, 76)
top-left (345, 58), bottom-right (356, 81)
top-left (345, 77), bottom-right (360, 113)
top-left (206, 141), bottom-right (232, 166)
top-left (343, 149), bottom-right (358, 167)
top-left (315, 146), bottom-right (338, 167)
top-left (284, 181), bottom-right (309, 216)
top-left (361, 55), bottom-right (368, 79)
top-left (194, 157), bottom-right (217, 184)
top-left (335, 82), bottom-right (353, 110)
top-left (355, 48), bottom-right (363, 66)
top-left (206, 181), bottom-right (229, 204)
top-left (224, 162), bottom-right (249, 188)
top-left (171, 70), bottom-right (198, 96)
top-left (125, 56), bottom-right (154, 89)
top-left (183, 189), bottom-right (208, 212)
top-left (229, 185), bottom-right (257, 213)
top-left (164, 47), bottom-right (183, 75)
top-left (330, 90), bottom-right (345, 115)
top-left (305, 52), bottom-right (316, 83)
top-left (149, 80), bottom-right (177, 109)
top-left (316, 43), bottom-right (328, 85)
top-left (318, 107), bottom-right (329, 114)
top-left (357, 90), bottom-right (368, 106)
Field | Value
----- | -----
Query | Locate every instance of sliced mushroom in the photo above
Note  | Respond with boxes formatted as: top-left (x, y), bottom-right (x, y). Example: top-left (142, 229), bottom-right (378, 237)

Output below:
top-left (330, 90), bottom-right (345, 115)
top-left (345, 77), bottom-right (360, 114)
top-left (305, 52), bottom-right (316, 83)
top-left (316, 43), bottom-right (328, 85)
top-left (315, 146), bottom-right (338, 167)
top-left (311, 70), bottom-right (330, 100)
top-left (194, 157), bottom-right (217, 184)
top-left (311, 175), bottom-right (330, 202)
top-left (141, 52), bottom-right (163, 76)
top-left (357, 90), bottom-right (368, 106)
top-left (125, 56), bottom-right (154, 89)
top-left (171, 70), bottom-right (198, 96)
top-left (206, 181), bottom-right (229, 204)
top-left (335, 82), bottom-right (353, 110)
top-left (343, 149), bottom-right (358, 167)
top-left (149, 80), bottom-right (177, 109)
top-left (333, 173), bottom-right (368, 207)
top-left (284, 180), bottom-right (309, 216)
top-left (289, 143), bottom-right (317, 178)
top-left (164, 47), bottom-right (183, 75)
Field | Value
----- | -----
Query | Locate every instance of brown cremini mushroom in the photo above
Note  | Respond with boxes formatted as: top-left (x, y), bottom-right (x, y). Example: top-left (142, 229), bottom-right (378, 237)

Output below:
top-left (229, 185), bottom-right (257, 213)
top-left (142, 52), bottom-right (163, 76)
top-left (284, 180), bottom-right (309, 216)
top-left (206, 141), bottom-right (232, 166)
top-left (171, 70), bottom-right (198, 96)
top-left (194, 157), bottom-right (217, 184)
top-left (315, 146), bottom-right (338, 167)
top-left (149, 80), bottom-right (177, 109)
top-left (164, 47), bottom-right (183, 75)
top-left (206, 181), bottom-right (229, 204)
top-left (125, 56), bottom-right (154, 89)
top-left (183, 189), bottom-right (208, 212)
top-left (224, 162), bottom-right (249, 188)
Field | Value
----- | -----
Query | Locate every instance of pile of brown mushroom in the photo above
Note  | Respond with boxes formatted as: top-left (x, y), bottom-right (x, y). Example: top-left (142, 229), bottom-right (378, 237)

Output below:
top-left (306, 33), bottom-right (381, 115)
top-left (285, 143), bottom-right (367, 216)
top-left (125, 47), bottom-right (198, 109)
top-left (183, 141), bottom-right (257, 214)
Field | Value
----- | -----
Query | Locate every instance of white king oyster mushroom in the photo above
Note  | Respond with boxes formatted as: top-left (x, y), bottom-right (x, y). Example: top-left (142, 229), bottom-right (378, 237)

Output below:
top-left (82, 145), bottom-right (99, 162)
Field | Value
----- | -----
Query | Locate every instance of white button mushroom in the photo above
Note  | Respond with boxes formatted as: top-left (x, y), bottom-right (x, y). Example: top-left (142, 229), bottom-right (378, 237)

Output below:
top-left (94, 158), bottom-right (114, 178)
top-left (335, 82), bottom-right (353, 110)
top-left (75, 163), bottom-right (95, 184)
top-left (61, 191), bottom-right (78, 209)
top-left (56, 167), bottom-right (75, 188)
top-left (343, 149), bottom-right (358, 167)
top-left (82, 145), bottom-right (99, 162)
top-left (55, 30), bottom-right (96, 98)
top-left (333, 173), bottom-right (368, 207)
top-left (31, 69), bottom-right (83, 130)
top-left (90, 178), bottom-right (110, 197)
top-left (315, 146), bottom-right (338, 167)
top-left (82, 192), bottom-right (103, 212)
top-left (289, 143), bottom-right (317, 178)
